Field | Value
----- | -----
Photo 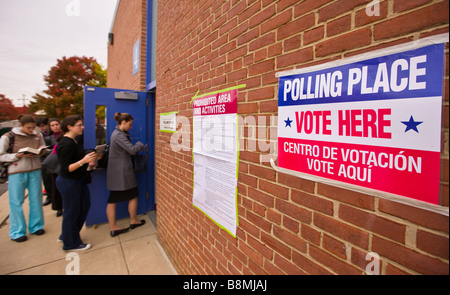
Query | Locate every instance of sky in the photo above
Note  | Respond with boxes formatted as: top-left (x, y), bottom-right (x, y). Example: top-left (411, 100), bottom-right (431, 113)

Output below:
top-left (0, 0), bottom-right (118, 107)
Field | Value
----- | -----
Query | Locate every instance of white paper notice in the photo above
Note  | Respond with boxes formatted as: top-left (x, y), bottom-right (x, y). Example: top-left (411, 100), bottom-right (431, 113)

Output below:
top-left (192, 89), bottom-right (239, 237)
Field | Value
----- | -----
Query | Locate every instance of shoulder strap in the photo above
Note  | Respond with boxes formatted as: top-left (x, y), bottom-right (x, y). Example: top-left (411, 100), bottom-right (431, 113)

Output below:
top-left (5, 131), bottom-right (15, 153)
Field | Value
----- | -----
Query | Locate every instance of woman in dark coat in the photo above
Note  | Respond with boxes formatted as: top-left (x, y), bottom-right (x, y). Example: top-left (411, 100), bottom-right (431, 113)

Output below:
top-left (106, 112), bottom-right (145, 237)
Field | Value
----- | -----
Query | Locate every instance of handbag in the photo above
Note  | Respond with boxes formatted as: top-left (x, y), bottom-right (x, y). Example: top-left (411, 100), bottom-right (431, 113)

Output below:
top-left (41, 152), bottom-right (60, 174)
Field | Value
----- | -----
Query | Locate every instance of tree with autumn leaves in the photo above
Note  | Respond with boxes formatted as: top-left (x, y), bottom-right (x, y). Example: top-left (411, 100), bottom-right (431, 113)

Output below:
top-left (0, 94), bottom-right (19, 121)
top-left (29, 56), bottom-right (106, 118)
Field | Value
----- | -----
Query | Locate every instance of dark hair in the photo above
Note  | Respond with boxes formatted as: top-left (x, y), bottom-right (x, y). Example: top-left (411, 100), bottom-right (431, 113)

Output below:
top-left (48, 118), bottom-right (61, 125)
top-left (36, 117), bottom-right (49, 126)
top-left (60, 115), bottom-right (82, 133)
top-left (114, 112), bottom-right (133, 125)
top-left (19, 114), bottom-right (36, 125)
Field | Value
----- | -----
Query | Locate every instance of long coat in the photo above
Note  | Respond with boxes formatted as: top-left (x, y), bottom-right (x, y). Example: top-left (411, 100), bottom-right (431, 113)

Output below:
top-left (106, 127), bottom-right (144, 191)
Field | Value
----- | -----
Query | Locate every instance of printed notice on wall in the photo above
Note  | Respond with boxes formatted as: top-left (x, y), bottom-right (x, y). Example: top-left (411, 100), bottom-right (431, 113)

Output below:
top-left (160, 111), bottom-right (177, 133)
top-left (192, 89), bottom-right (238, 237)
top-left (277, 43), bottom-right (444, 205)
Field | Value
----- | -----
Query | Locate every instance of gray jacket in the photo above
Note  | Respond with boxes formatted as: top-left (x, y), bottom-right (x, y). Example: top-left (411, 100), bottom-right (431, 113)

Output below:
top-left (106, 127), bottom-right (144, 191)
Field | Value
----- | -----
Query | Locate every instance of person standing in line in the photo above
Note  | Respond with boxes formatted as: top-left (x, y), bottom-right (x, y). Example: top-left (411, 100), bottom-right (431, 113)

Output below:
top-left (106, 112), bottom-right (145, 237)
top-left (0, 115), bottom-right (46, 242)
top-left (44, 118), bottom-right (63, 216)
top-left (37, 117), bottom-right (51, 206)
top-left (56, 115), bottom-right (97, 251)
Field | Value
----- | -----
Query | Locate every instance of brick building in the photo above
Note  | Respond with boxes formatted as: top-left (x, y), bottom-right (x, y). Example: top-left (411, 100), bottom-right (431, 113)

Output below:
top-left (107, 0), bottom-right (449, 275)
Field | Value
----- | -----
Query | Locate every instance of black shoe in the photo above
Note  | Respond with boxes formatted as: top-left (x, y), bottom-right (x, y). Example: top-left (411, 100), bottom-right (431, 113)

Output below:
top-left (110, 228), bottom-right (129, 237)
top-left (66, 243), bottom-right (91, 252)
top-left (32, 229), bottom-right (45, 236)
top-left (43, 198), bottom-right (51, 206)
top-left (56, 210), bottom-right (63, 217)
top-left (11, 236), bottom-right (27, 242)
top-left (130, 220), bottom-right (145, 229)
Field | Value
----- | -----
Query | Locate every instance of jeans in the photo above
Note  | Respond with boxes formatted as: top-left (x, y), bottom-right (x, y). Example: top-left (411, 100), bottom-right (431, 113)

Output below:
top-left (56, 175), bottom-right (90, 250)
top-left (8, 170), bottom-right (44, 239)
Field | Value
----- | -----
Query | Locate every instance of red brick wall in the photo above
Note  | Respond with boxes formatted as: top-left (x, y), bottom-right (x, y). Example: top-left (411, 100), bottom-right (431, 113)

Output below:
top-left (155, 0), bottom-right (449, 275)
top-left (107, 0), bottom-right (147, 91)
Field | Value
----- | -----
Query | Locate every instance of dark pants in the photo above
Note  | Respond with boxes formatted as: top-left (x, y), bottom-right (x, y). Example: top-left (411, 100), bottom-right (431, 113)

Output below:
top-left (56, 176), bottom-right (90, 250)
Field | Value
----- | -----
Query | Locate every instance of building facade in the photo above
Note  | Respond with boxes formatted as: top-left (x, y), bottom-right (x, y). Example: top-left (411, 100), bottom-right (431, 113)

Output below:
top-left (108, 0), bottom-right (449, 275)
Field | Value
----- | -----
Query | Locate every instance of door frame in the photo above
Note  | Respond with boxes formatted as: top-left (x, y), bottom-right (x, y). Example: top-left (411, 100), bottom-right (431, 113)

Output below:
top-left (83, 86), bottom-right (155, 226)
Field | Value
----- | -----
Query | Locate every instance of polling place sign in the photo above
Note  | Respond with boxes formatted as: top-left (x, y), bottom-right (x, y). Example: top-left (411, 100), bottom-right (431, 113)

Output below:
top-left (277, 43), bottom-right (445, 205)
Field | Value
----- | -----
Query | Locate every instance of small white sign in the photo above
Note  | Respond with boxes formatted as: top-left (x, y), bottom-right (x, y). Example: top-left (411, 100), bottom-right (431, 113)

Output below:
top-left (160, 112), bottom-right (177, 133)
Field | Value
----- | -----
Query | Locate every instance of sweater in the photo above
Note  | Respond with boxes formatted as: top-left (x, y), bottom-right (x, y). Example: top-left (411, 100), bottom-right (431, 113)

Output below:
top-left (56, 136), bottom-right (88, 179)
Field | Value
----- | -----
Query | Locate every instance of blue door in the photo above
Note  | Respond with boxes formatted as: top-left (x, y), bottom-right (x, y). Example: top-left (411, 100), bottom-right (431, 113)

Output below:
top-left (83, 86), bottom-right (155, 226)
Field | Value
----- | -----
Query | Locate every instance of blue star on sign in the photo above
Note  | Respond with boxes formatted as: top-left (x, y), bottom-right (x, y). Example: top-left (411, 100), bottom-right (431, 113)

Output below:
top-left (401, 116), bottom-right (423, 133)
top-left (284, 117), bottom-right (293, 127)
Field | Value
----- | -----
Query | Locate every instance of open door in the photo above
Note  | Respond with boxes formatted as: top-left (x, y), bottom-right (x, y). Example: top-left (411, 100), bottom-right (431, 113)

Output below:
top-left (83, 86), bottom-right (155, 226)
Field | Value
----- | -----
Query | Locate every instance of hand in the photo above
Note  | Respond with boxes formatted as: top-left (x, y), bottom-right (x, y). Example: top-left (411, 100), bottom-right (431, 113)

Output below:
top-left (81, 152), bottom-right (97, 165)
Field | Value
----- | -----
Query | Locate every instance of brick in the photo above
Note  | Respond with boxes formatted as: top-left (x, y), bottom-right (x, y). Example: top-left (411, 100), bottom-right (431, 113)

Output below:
top-left (248, 59), bottom-right (275, 76)
top-left (316, 27), bottom-right (372, 57)
top-left (277, 172), bottom-right (315, 193)
top-left (276, 199), bottom-right (312, 224)
top-left (339, 204), bottom-right (406, 243)
top-left (416, 230), bottom-right (449, 259)
top-left (237, 28), bottom-right (260, 46)
top-left (372, 235), bottom-right (449, 275)
top-left (317, 0), bottom-right (368, 23)
top-left (355, 1), bottom-right (388, 27)
top-left (248, 187), bottom-right (275, 207)
top-left (317, 183), bottom-right (375, 210)
top-left (292, 250), bottom-right (334, 275)
top-left (249, 3), bottom-right (276, 28)
top-left (374, 1), bottom-right (449, 41)
top-left (249, 32), bottom-right (276, 52)
top-left (277, 47), bottom-right (314, 68)
top-left (247, 85), bottom-right (275, 101)
top-left (309, 245), bottom-right (361, 275)
top-left (249, 163), bottom-right (277, 181)
top-left (283, 216), bottom-right (299, 233)
top-left (274, 253), bottom-right (307, 274)
top-left (261, 232), bottom-right (292, 259)
top-left (314, 212), bottom-right (369, 249)
top-left (378, 199), bottom-right (449, 234)
top-left (246, 211), bottom-right (272, 233)
top-left (322, 234), bottom-right (347, 259)
top-left (261, 9), bottom-right (292, 35)
top-left (247, 234), bottom-right (274, 260)
top-left (239, 241), bottom-right (264, 266)
top-left (303, 25), bottom-right (324, 45)
top-left (294, 0), bottom-right (329, 17)
top-left (291, 189), bottom-right (334, 216)
top-left (300, 224), bottom-right (321, 246)
top-left (274, 225), bottom-right (308, 253)
top-left (327, 14), bottom-right (351, 37)
top-left (277, 13), bottom-right (315, 41)
top-left (259, 179), bottom-right (289, 199)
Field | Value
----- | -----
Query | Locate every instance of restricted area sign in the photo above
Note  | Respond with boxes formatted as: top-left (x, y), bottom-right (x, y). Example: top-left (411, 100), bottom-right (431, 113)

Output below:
top-left (277, 43), bottom-right (444, 205)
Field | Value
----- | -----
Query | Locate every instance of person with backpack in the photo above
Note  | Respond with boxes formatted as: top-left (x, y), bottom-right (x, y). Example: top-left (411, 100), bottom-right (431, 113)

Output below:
top-left (0, 115), bottom-right (46, 242)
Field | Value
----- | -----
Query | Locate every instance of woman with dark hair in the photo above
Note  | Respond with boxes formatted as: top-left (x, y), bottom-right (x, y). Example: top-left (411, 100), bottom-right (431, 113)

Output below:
top-left (56, 115), bottom-right (97, 251)
top-left (43, 118), bottom-right (63, 216)
top-left (106, 112), bottom-right (145, 237)
top-left (0, 114), bottom-right (46, 242)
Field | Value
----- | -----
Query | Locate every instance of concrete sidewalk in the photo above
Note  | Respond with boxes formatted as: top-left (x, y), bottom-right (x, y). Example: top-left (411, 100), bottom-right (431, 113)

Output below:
top-left (0, 190), bottom-right (177, 275)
